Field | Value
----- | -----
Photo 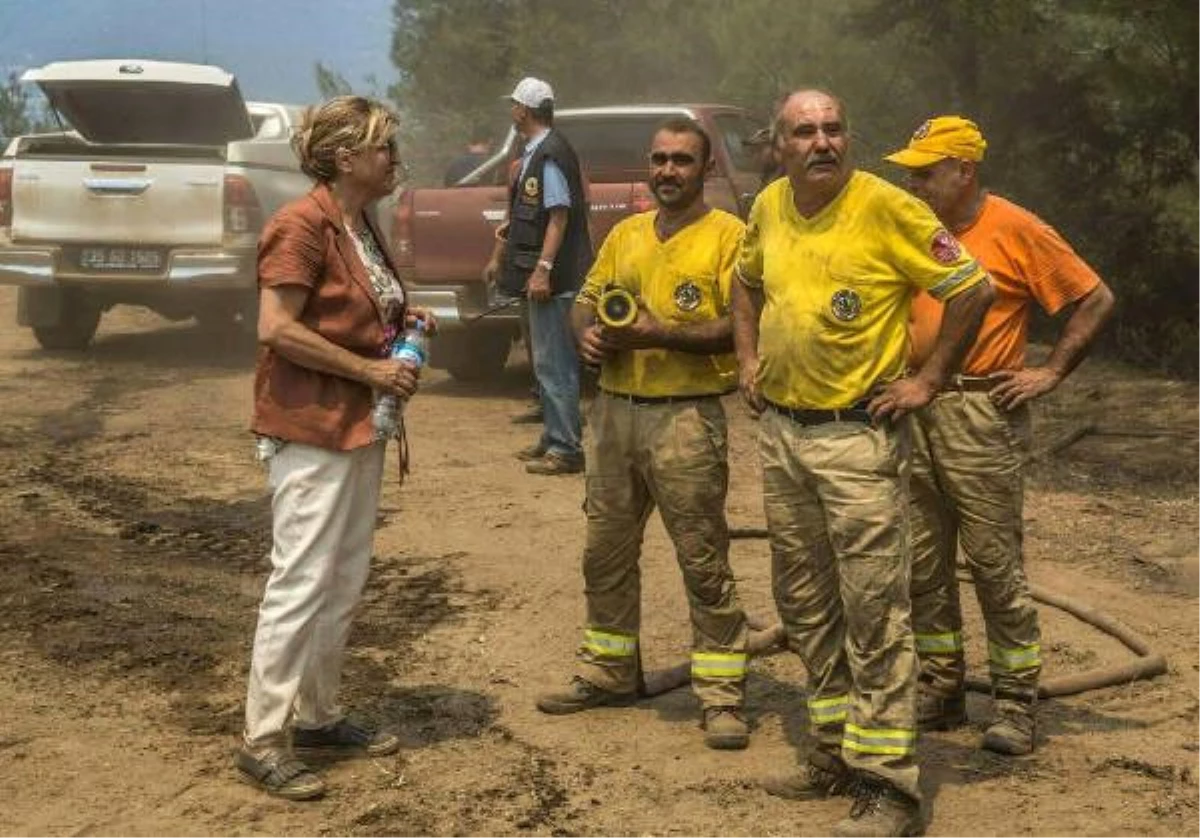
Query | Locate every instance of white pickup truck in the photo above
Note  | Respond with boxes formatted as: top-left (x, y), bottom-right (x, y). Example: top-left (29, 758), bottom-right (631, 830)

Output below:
top-left (0, 59), bottom-right (311, 349)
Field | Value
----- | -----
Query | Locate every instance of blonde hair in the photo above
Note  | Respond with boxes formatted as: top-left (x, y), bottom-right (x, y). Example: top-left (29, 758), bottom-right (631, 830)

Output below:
top-left (292, 95), bottom-right (399, 183)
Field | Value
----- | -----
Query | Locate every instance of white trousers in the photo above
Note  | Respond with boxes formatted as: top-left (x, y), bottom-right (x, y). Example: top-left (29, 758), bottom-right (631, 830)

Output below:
top-left (243, 440), bottom-right (386, 751)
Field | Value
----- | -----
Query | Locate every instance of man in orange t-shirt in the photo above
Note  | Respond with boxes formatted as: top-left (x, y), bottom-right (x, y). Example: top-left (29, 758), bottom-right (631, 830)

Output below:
top-left (884, 116), bottom-right (1115, 756)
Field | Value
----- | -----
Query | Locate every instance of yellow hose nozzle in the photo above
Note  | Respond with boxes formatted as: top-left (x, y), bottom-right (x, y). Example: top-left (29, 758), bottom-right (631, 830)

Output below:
top-left (597, 287), bottom-right (637, 328)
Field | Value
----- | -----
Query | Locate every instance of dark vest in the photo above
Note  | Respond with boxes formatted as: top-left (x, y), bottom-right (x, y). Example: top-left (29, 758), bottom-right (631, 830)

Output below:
top-left (499, 129), bottom-right (593, 297)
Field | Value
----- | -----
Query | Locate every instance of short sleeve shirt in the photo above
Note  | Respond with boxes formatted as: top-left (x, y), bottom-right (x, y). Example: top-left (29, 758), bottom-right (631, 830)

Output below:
top-left (736, 171), bottom-right (987, 408)
top-left (252, 186), bottom-right (397, 451)
top-left (578, 209), bottom-right (744, 397)
top-left (908, 193), bottom-right (1102, 374)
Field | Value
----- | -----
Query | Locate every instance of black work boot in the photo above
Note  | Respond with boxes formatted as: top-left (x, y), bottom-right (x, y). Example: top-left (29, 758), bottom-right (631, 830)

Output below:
top-left (703, 706), bottom-right (749, 750)
top-left (981, 698), bottom-right (1036, 755)
top-left (535, 676), bottom-right (637, 715)
top-left (833, 777), bottom-right (923, 837)
top-left (761, 749), bottom-right (854, 800)
top-left (916, 684), bottom-right (967, 731)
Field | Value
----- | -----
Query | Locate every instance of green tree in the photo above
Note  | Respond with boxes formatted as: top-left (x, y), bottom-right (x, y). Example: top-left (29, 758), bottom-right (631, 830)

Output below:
top-left (314, 62), bottom-right (354, 100)
top-left (0, 71), bottom-right (52, 142)
top-left (387, 0), bottom-right (727, 178)
top-left (848, 0), bottom-right (1198, 374)
top-left (385, 0), bottom-right (971, 180)
top-left (387, 0), bottom-right (1197, 373)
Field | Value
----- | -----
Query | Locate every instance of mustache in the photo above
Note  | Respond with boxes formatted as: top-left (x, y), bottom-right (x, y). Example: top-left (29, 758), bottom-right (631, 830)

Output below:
top-left (652, 176), bottom-right (684, 189)
top-left (807, 152), bottom-right (839, 168)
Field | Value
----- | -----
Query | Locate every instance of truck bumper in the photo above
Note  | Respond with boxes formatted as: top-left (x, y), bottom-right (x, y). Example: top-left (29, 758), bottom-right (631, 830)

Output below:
top-left (0, 246), bottom-right (254, 289)
top-left (407, 283), bottom-right (522, 331)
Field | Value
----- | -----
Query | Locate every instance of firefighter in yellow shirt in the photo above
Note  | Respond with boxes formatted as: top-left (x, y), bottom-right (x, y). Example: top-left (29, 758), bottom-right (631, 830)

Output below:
top-left (731, 89), bottom-right (994, 837)
top-left (535, 117), bottom-right (751, 751)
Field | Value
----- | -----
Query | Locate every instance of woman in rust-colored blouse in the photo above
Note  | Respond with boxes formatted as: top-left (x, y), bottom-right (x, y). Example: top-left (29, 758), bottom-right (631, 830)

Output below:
top-left (237, 96), bottom-right (429, 801)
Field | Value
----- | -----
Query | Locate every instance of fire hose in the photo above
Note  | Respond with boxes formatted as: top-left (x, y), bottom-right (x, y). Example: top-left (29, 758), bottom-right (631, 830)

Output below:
top-left (464, 285), bottom-right (636, 327)
top-left (638, 529), bottom-right (1167, 698)
top-left (596, 286), bottom-right (638, 328)
top-left (462, 297), bottom-right (522, 324)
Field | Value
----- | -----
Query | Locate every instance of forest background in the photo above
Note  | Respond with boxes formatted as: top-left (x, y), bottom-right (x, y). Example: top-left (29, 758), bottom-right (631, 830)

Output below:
top-left (2, 0), bottom-right (1196, 376)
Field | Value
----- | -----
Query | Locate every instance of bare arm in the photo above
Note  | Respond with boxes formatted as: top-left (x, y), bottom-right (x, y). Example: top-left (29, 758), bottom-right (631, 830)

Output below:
top-left (527, 207), bottom-right (568, 302)
top-left (600, 308), bottom-right (733, 355)
top-left (258, 285), bottom-right (418, 398)
top-left (989, 281), bottom-right (1116, 410)
top-left (571, 300), bottom-right (610, 368)
top-left (869, 279), bottom-right (995, 421)
top-left (541, 207), bottom-right (568, 264)
top-left (570, 298), bottom-right (596, 343)
top-left (731, 276), bottom-right (766, 413)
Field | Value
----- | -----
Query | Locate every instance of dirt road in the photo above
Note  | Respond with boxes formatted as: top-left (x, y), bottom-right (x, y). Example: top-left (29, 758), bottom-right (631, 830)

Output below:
top-left (0, 291), bottom-right (1196, 836)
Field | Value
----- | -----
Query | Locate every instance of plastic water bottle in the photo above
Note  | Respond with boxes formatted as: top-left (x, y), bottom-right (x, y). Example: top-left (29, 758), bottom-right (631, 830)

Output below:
top-left (372, 319), bottom-right (428, 440)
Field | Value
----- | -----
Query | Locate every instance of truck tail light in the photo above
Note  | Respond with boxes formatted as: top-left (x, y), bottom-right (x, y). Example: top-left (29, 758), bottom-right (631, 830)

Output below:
top-left (630, 182), bottom-right (655, 213)
top-left (0, 167), bottom-right (12, 230)
top-left (223, 174), bottom-right (263, 234)
top-left (391, 189), bottom-right (415, 270)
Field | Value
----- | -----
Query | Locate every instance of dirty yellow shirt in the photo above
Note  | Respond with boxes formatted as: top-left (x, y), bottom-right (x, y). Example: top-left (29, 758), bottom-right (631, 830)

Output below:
top-left (578, 208), bottom-right (743, 398)
top-left (736, 171), bottom-right (986, 409)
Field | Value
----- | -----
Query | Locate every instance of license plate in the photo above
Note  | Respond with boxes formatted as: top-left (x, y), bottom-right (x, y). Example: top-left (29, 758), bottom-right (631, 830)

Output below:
top-left (79, 246), bottom-right (163, 271)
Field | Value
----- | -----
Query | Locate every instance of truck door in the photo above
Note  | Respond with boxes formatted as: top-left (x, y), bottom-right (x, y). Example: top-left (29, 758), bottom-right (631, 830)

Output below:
top-left (709, 111), bottom-right (771, 219)
top-left (407, 154), bottom-right (513, 285)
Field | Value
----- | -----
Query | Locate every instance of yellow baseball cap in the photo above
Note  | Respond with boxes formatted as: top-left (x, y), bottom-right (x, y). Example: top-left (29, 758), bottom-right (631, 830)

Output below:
top-left (883, 116), bottom-right (987, 167)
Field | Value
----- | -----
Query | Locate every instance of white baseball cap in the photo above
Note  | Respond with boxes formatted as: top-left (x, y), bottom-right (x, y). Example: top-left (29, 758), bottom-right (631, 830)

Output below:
top-left (507, 77), bottom-right (554, 108)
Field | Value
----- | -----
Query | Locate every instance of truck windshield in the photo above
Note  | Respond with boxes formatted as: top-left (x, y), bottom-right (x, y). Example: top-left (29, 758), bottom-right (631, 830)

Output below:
top-left (558, 116), bottom-right (670, 183)
top-left (712, 112), bottom-right (769, 174)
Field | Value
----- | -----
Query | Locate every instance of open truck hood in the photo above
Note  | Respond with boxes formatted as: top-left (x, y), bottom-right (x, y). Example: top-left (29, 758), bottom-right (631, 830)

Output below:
top-left (22, 59), bottom-right (254, 146)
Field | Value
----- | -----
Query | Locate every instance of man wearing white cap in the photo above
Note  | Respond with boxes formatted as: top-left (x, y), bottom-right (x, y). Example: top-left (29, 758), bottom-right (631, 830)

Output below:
top-left (484, 76), bottom-right (593, 475)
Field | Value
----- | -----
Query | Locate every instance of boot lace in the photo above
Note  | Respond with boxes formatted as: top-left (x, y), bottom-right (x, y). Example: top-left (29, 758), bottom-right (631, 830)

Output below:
top-left (847, 779), bottom-right (885, 819)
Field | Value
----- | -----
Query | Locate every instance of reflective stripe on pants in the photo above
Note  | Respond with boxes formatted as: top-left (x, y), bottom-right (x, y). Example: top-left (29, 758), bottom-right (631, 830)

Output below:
top-left (808, 693), bottom-right (850, 726)
top-left (576, 394), bottom-right (747, 707)
top-left (758, 411), bottom-right (920, 801)
top-left (582, 628), bottom-right (638, 658)
top-left (915, 631), bottom-right (963, 656)
top-left (989, 640), bottom-right (1042, 672)
top-left (692, 650), bottom-right (748, 680)
top-left (909, 391), bottom-right (1040, 701)
top-left (843, 723), bottom-right (917, 757)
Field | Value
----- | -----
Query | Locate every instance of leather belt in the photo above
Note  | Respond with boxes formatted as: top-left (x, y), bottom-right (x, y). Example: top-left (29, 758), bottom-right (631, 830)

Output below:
top-left (945, 375), bottom-right (994, 393)
top-left (601, 389), bottom-right (725, 405)
top-left (764, 398), bottom-right (873, 426)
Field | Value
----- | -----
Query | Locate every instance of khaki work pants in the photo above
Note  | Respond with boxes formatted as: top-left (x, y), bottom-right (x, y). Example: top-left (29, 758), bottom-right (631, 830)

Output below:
top-left (576, 393), bottom-right (748, 708)
top-left (909, 390), bottom-right (1041, 703)
top-left (758, 410), bottom-right (920, 802)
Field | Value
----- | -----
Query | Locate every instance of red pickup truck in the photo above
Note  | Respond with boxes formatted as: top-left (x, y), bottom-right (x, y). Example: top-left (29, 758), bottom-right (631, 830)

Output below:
top-left (389, 104), bottom-right (765, 380)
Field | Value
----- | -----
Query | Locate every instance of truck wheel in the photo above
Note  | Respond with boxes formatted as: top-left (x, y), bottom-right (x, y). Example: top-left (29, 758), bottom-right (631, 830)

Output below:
top-left (435, 329), bottom-right (514, 381)
top-left (30, 296), bottom-right (102, 350)
top-left (195, 293), bottom-right (258, 337)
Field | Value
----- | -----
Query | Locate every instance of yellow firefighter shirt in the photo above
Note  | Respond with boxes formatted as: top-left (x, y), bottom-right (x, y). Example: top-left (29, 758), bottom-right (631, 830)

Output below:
top-left (736, 171), bottom-right (987, 409)
top-left (578, 208), bottom-right (743, 398)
